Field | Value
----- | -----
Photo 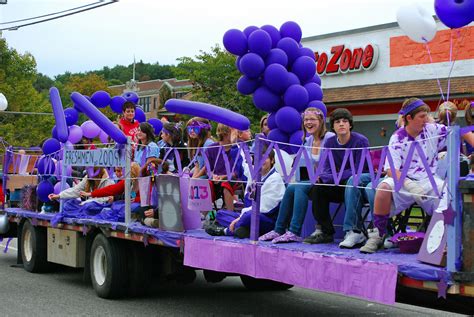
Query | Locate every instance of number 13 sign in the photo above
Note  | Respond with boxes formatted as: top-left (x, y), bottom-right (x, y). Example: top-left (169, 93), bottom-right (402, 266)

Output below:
top-left (187, 178), bottom-right (212, 211)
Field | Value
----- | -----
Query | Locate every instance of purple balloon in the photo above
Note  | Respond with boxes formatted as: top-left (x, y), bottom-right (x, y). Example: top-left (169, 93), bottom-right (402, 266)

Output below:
top-left (267, 128), bottom-right (289, 144)
top-left (68, 125), bottom-right (83, 144)
top-left (267, 113), bottom-right (277, 130)
top-left (264, 64), bottom-right (289, 94)
top-left (49, 87), bottom-right (69, 143)
top-left (435, 0), bottom-right (474, 29)
top-left (235, 56), bottom-right (242, 72)
top-left (43, 138), bottom-right (61, 155)
top-left (237, 76), bottom-right (261, 95)
top-left (261, 24), bottom-right (281, 48)
top-left (37, 180), bottom-right (54, 202)
top-left (148, 118), bottom-right (164, 135)
top-left (305, 74), bottom-right (322, 86)
top-left (287, 72), bottom-right (301, 86)
top-left (289, 130), bottom-right (304, 154)
top-left (284, 84), bottom-right (309, 112)
top-left (275, 106), bottom-right (302, 134)
top-left (122, 91), bottom-right (139, 104)
top-left (299, 47), bottom-right (316, 60)
top-left (239, 53), bottom-right (265, 78)
top-left (110, 95), bottom-right (126, 114)
top-left (91, 90), bottom-right (111, 108)
top-left (223, 29), bottom-right (248, 56)
top-left (277, 37), bottom-right (300, 65)
top-left (72, 93), bottom-right (127, 144)
top-left (280, 21), bottom-right (302, 42)
top-left (308, 100), bottom-right (327, 118)
top-left (64, 140), bottom-right (74, 150)
top-left (99, 130), bottom-right (109, 144)
top-left (64, 107), bottom-right (79, 126)
top-left (243, 25), bottom-right (259, 38)
top-left (81, 120), bottom-right (101, 139)
top-left (37, 156), bottom-right (56, 175)
top-left (265, 48), bottom-right (288, 67)
top-left (248, 29), bottom-right (272, 57)
top-left (292, 56), bottom-right (317, 82)
top-left (304, 82), bottom-right (323, 102)
top-left (52, 125), bottom-right (58, 140)
top-left (54, 181), bottom-right (70, 195)
top-left (134, 107), bottom-right (146, 123)
top-left (252, 86), bottom-right (282, 113)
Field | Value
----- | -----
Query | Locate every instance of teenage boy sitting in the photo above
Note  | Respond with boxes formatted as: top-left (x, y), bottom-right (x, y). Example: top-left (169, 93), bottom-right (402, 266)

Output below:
top-left (359, 98), bottom-right (449, 253)
top-left (119, 101), bottom-right (139, 143)
top-left (304, 108), bottom-right (370, 244)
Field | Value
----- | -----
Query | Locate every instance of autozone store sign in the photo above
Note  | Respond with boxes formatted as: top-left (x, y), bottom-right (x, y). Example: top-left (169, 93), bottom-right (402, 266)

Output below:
top-left (314, 44), bottom-right (379, 76)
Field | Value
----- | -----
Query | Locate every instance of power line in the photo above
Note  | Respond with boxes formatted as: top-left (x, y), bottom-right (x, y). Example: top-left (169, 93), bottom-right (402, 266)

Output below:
top-left (0, 0), bottom-right (118, 31)
top-left (0, 1), bottom-right (103, 25)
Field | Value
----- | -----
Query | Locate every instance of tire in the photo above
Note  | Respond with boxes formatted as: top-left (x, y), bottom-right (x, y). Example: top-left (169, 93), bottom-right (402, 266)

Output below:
top-left (203, 269), bottom-right (226, 283)
top-left (240, 275), bottom-right (294, 291)
top-left (21, 220), bottom-right (48, 273)
top-left (90, 234), bottom-right (128, 299)
top-left (127, 244), bottom-right (152, 297)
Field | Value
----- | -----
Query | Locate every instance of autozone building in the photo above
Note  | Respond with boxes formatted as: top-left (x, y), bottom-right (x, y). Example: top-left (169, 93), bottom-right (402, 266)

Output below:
top-left (302, 20), bottom-right (474, 146)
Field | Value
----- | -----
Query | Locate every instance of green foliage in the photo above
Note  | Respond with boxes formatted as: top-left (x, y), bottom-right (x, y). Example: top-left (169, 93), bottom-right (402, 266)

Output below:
top-left (175, 45), bottom-right (264, 132)
top-left (0, 38), bottom-right (53, 147)
top-left (159, 83), bottom-right (172, 108)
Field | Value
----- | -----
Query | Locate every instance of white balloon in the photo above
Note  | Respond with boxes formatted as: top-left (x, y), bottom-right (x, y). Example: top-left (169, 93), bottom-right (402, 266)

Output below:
top-left (0, 93), bottom-right (8, 111)
top-left (396, 4), bottom-right (437, 43)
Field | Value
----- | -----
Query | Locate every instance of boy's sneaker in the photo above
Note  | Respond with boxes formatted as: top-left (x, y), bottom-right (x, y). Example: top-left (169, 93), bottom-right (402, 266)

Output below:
top-left (143, 218), bottom-right (159, 228)
top-left (303, 232), bottom-right (334, 244)
top-left (205, 225), bottom-right (226, 236)
top-left (234, 226), bottom-right (250, 239)
top-left (258, 230), bottom-right (281, 241)
top-left (360, 235), bottom-right (384, 254)
top-left (271, 231), bottom-right (302, 244)
top-left (339, 230), bottom-right (367, 249)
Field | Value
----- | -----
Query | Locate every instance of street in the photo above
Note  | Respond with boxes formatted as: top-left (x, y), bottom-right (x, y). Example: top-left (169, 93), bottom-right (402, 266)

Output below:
top-left (0, 239), bottom-right (467, 316)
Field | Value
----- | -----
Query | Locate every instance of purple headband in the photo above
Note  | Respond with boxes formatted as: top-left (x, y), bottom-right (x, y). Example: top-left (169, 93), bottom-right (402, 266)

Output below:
top-left (398, 99), bottom-right (426, 116)
top-left (188, 120), bottom-right (211, 129)
top-left (303, 109), bottom-right (325, 120)
top-left (162, 128), bottom-right (171, 135)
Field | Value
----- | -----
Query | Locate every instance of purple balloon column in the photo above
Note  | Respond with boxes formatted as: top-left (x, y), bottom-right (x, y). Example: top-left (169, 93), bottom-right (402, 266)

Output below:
top-left (223, 21), bottom-right (324, 152)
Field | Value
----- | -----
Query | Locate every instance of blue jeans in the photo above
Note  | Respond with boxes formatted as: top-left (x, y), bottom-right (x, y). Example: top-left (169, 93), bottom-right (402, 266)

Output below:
top-left (274, 183), bottom-right (311, 235)
top-left (343, 173), bottom-right (373, 232)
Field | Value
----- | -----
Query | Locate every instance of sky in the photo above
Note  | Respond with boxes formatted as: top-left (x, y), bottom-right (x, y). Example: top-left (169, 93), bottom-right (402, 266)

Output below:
top-left (0, 0), bottom-right (437, 78)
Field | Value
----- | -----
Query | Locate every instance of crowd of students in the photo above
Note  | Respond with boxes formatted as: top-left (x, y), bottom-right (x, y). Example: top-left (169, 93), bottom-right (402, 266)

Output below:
top-left (48, 97), bottom-right (474, 254)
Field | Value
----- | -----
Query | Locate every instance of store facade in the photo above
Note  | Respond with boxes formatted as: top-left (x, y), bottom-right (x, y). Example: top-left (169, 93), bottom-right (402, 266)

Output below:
top-left (302, 21), bottom-right (473, 145)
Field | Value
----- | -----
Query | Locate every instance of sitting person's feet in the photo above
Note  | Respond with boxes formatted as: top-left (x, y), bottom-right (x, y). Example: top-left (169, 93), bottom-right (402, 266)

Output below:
top-left (339, 230), bottom-right (366, 249)
top-left (271, 231), bottom-right (302, 244)
top-left (360, 234), bottom-right (384, 254)
top-left (143, 217), bottom-right (159, 228)
top-left (258, 230), bottom-right (281, 241)
top-left (303, 231), bottom-right (334, 244)
top-left (205, 224), bottom-right (226, 236)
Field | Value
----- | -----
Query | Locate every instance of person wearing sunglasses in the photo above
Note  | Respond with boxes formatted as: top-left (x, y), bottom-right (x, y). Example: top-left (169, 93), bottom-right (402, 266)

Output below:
top-left (186, 117), bottom-right (214, 178)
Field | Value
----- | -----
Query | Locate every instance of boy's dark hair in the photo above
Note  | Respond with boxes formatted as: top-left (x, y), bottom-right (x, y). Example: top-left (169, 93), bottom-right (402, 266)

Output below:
top-left (329, 108), bottom-right (353, 132)
top-left (122, 101), bottom-right (136, 112)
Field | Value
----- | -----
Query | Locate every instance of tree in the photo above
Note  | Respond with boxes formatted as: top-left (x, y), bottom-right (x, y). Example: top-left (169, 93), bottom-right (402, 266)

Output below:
top-left (0, 38), bottom-right (53, 147)
top-left (33, 73), bottom-right (54, 93)
top-left (175, 45), bottom-right (264, 131)
top-left (159, 83), bottom-right (172, 109)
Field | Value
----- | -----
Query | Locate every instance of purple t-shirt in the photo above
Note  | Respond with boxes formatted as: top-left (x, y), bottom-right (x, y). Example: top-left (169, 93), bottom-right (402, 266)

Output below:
top-left (319, 131), bottom-right (370, 184)
top-left (205, 142), bottom-right (243, 178)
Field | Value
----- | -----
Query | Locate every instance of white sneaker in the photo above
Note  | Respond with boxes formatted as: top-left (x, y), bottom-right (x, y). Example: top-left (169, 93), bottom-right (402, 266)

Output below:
top-left (384, 236), bottom-right (397, 249)
top-left (339, 230), bottom-right (366, 249)
top-left (360, 235), bottom-right (384, 254)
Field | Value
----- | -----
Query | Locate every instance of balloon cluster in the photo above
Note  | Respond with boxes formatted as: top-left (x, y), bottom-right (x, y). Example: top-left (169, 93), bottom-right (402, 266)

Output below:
top-left (397, 1), bottom-right (474, 44)
top-left (223, 21), bottom-right (326, 153)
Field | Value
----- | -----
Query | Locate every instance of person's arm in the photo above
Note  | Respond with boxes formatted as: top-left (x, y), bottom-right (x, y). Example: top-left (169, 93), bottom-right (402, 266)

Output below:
top-left (462, 131), bottom-right (474, 149)
top-left (58, 177), bottom-right (87, 199)
top-left (90, 180), bottom-right (125, 198)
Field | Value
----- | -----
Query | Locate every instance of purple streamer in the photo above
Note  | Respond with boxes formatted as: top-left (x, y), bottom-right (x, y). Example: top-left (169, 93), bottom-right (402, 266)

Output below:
top-left (423, 42), bottom-right (445, 101)
top-left (414, 142), bottom-right (440, 197)
top-left (3, 237), bottom-right (13, 253)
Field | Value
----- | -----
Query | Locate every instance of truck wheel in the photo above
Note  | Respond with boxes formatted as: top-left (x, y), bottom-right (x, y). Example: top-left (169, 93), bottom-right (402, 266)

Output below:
top-left (240, 275), bottom-right (294, 291)
top-left (21, 220), bottom-right (48, 273)
top-left (90, 234), bottom-right (128, 298)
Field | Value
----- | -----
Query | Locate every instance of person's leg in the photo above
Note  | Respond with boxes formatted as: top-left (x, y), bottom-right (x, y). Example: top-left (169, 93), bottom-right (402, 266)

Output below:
top-left (343, 173), bottom-right (372, 232)
top-left (222, 188), bottom-right (234, 211)
top-left (288, 183), bottom-right (311, 235)
top-left (216, 209), bottom-right (239, 228)
top-left (273, 184), bottom-right (296, 235)
top-left (312, 185), bottom-right (345, 235)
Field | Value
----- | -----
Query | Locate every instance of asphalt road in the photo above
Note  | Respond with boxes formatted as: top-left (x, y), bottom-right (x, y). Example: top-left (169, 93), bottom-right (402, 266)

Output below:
top-left (0, 239), bottom-right (468, 316)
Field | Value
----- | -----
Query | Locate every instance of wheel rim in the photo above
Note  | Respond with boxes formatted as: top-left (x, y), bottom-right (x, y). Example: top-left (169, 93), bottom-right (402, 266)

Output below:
top-left (23, 229), bottom-right (33, 262)
top-left (93, 246), bottom-right (107, 286)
